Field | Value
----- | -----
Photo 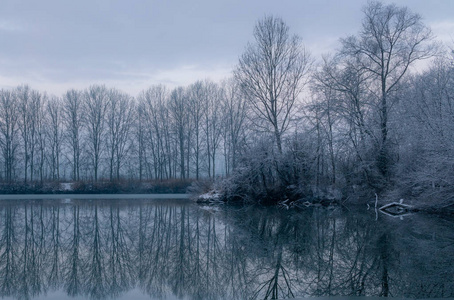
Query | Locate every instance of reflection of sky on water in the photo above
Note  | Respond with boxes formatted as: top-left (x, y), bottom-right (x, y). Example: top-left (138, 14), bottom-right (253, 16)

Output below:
top-left (0, 199), bottom-right (452, 300)
top-left (1, 288), bottom-right (189, 300)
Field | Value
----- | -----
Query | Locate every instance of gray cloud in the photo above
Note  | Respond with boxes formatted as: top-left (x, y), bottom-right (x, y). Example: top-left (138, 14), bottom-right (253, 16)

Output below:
top-left (0, 0), bottom-right (451, 96)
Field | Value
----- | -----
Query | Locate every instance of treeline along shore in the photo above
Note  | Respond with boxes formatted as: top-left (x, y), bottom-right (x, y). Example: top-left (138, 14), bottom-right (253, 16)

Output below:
top-left (0, 1), bottom-right (453, 213)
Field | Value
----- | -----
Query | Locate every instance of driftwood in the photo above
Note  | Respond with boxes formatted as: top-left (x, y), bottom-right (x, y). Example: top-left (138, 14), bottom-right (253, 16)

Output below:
top-left (195, 190), bottom-right (223, 204)
top-left (379, 200), bottom-right (414, 217)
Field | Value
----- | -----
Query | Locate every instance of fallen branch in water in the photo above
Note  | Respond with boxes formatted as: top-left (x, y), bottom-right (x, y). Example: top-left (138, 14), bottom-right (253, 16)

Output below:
top-left (379, 200), bottom-right (414, 218)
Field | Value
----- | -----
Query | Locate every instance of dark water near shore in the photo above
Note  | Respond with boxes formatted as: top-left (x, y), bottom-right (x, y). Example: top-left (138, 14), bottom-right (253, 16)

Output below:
top-left (0, 198), bottom-right (453, 300)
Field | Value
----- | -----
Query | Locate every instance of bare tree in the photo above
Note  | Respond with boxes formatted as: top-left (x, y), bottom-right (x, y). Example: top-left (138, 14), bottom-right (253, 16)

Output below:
top-left (315, 56), bottom-right (376, 155)
top-left (311, 55), bottom-right (376, 186)
top-left (16, 88), bottom-right (44, 183)
top-left (63, 90), bottom-right (84, 181)
top-left (398, 56), bottom-right (454, 201)
top-left (84, 85), bottom-right (109, 182)
top-left (47, 96), bottom-right (64, 181)
top-left (235, 16), bottom-right (310, 154)
top-left (35, 92), bottom-right (47, 182)
top-left (159, 96), bottom-right (174, 179)
top-left (15, 87), bottom-right (44, 183)
top-left (138, 85), bottom-right (170, 180)
top-left (135, 102), bottom-right (147, 181)
top-left (106, 89), bottom-right (134, 181)
top-left (0, 90), bottom-right (19, 182)
top-left (17, 85), bottom-right (32, 183)
top-left (136, 93), bottom-right (154, 180)
top-left (168, 87), bottom-right (189, 179)
top-left (221, 78), bottom-right (248, 175)
top-left (307, 88), bottom-right (338, 187)
top-left (203, 81), bottom-right (223, 178)
top-left (340, 1), bottom-right (436, 176)
top-left (187, 81), bottom-right (206, 180)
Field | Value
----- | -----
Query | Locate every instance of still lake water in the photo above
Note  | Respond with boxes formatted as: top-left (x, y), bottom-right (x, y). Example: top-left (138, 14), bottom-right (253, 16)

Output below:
top-left (0, 198), bottom-right (453, 300)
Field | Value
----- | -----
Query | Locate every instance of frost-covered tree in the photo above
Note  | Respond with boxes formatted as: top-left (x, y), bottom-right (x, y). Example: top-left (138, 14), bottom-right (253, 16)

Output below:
top-left (235, 16), bottom-right (310, 154)
top-left (340, 1), bottom-right (436, 177)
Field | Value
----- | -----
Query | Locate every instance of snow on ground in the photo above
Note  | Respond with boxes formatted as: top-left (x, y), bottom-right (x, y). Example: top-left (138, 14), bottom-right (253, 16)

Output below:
top-left (198, 191), bottom-right (221, 200)
top-left (60, 182), bottom-right (73, 191)
top-left (197, 190), bottom-right (222, 203)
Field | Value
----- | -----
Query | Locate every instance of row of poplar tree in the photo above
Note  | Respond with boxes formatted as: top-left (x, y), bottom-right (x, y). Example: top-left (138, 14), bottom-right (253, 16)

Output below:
top-left (0, 80), bottom-right (247, 183)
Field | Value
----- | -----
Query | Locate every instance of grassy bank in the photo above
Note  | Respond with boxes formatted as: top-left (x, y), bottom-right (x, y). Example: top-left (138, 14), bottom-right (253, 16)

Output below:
top-left (0, 179), bottom-right (193, 195)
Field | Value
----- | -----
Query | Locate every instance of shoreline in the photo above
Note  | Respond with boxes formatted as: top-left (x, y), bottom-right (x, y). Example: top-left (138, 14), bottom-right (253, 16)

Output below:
top-left (0, 193), bottom-right (190, 200)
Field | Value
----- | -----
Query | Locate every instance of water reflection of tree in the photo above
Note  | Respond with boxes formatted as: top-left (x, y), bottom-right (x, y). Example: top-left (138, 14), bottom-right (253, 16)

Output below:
top-left (47, 206), bottom-right (61, 289)
top-left (0, 201), bottom-right (452, 300)
top-left (137, 205), bottom-right (174, 298)
top-left (105, 205), bottom-right (133, 297)
top-left (63, 205), bottom-right (83, 297)
top-left (0, 205), bottom-right (18, 297)
top-left (242, 209), bottom-right (300, 300)
top-left (330, 210), bottom-right (376, 296)
top-left (17, 204), bottom-right (46, 300)
top-left (85, 205), bottom-right (107, 299)
top-left (307, 209), bottom-right (399, 297)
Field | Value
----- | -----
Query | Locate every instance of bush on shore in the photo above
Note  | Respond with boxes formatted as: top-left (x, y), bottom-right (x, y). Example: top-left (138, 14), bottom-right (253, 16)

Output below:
top-left (0, 179), bottom-right (193, 194)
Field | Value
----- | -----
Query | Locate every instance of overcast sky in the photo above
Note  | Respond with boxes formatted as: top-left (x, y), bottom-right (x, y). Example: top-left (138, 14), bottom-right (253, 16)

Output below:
top-left (0, 0), bottom-right (452, 96)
